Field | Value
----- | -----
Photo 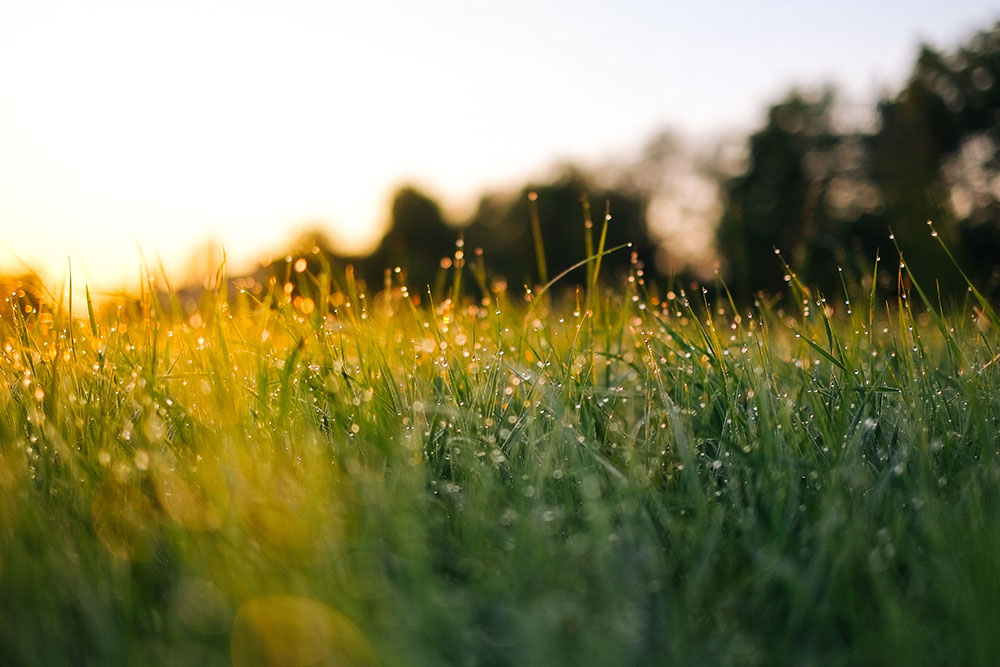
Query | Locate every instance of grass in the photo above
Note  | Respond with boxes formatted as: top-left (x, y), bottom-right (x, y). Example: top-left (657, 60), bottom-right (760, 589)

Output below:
top-left (1, 239), bottom-right (1000, 666)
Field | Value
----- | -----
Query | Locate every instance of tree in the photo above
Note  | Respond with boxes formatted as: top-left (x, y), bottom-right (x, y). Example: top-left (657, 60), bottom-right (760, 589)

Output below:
top-left (465, 168), bottom-right (657, 291)
top-left (716, 89), bottom-right (865, 298)
top-left (715, 21), bottom-right (1000, 301)
top-left (364, 186), bottom-right (458, 293)
top-left (871, 22), bottom-right (1000, 291)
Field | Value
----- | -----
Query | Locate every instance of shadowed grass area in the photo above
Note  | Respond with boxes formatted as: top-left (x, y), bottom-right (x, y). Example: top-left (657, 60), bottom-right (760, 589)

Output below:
top-left (1, 241), bottom-right (999, 666)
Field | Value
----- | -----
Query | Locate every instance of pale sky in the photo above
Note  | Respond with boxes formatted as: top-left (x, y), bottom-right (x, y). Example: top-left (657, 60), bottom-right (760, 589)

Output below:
top-left (1, 0), bottom-right (998, 289)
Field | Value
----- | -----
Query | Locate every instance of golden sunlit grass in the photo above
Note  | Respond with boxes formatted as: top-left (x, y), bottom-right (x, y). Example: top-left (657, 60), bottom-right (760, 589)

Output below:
top-left (1, 234), bottom-right (1000, 665)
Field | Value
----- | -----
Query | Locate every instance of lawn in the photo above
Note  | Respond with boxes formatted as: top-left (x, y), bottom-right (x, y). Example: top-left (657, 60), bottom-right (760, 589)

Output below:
top-left (1, 242), bottom-right (999, 666)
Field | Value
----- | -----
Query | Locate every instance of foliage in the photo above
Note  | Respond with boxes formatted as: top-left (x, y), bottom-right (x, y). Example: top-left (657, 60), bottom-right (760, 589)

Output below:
top-left (464, 169), bottom-right (658, 290)
top-left (261, 174), bottom-right (661, 302)
top-left (716, 22), bottom-right (1000, 300)
top-left (245, 23), bottom-right (1000, 307)
top-left (716, 89), bottom-right (858, 297)
top-left (366, 186), bottom-right (459, 293)
top-left (872, 23), bottom-right (1000, 286)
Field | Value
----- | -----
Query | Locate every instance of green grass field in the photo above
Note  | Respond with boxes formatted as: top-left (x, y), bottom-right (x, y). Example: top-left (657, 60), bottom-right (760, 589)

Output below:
top-left (1, 239), bottom-right (999, 666)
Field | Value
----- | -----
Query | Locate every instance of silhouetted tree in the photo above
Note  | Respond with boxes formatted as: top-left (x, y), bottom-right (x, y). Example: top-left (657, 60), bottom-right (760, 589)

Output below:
top-left (715, 21), bottom-right (1000, 301)
top-left (871, 21), bottom-right (1000, 290)
top-left (465, 169), bottom-right (657, 290)
top-left (716, 89), bottom-right (861, 298)
top-left (364, 186), bottom-right (458, 292)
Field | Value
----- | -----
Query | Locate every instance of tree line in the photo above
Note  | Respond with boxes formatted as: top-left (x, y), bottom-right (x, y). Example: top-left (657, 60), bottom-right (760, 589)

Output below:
top-left (282, 20), bottom-right (996, 304)
top-left (718, 21), bottom-right (1000, 300)
top-left (5, 23), bottom-right (996, 315)
top-left (219, 20), bottom-right (1000, 306)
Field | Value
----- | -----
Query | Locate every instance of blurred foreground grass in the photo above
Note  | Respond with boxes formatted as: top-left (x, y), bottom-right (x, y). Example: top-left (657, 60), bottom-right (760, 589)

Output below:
top-left (1, 243), bottom-right (1000, 666)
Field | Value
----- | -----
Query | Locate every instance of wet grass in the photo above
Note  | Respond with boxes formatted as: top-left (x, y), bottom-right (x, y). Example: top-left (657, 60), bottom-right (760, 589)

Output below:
top-left (1, 242), bottom-right (999, 666)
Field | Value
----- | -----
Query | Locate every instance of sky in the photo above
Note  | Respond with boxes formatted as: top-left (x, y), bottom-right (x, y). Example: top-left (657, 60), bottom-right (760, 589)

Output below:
top-left (1, 0), bottom-right (998, 290)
